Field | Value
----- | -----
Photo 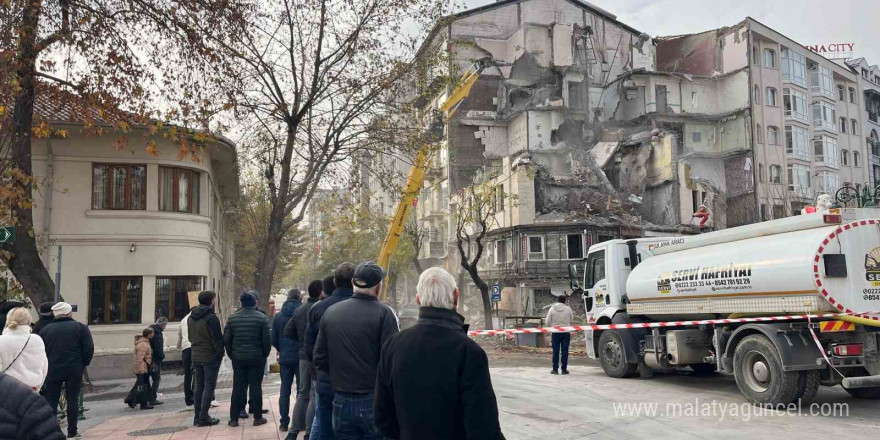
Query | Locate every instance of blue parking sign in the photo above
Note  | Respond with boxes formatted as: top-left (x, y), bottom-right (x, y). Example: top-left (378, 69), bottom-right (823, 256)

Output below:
top-left (491, 282), bottom-right (502, 301)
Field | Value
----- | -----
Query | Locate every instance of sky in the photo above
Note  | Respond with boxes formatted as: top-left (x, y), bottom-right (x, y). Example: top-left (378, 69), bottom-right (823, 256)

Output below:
top-left (462, 0), bottom-right (880, 65)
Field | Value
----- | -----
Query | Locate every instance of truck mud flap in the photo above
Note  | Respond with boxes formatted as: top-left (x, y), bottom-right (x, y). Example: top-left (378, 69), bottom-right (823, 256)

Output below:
top-left (725, 323), bottom-right (824, 372)
top-left (611, 313), bottom-right (650, 365)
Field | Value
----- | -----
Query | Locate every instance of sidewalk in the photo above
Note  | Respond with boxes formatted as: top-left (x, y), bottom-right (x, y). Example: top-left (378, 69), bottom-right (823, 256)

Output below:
top-left (81, 394), bottom-right (290, 440)
top-left (86, 359), bottom-right (237, 402)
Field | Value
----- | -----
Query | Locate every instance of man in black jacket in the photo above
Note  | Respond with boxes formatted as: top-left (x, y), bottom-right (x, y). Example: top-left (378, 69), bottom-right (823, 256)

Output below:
top-left (272, 289), bottom-right (301, 432)
top-left (306, 263), bottom-right (355, 440)
top-left (189, 291), bottom-right (225, 427)
top-left (148, 317), bottom-right (167, 405)
top-left (33, 301), bottom-right (55, 334)
top-left (0, 373), bottom-right (66, 440)
top-left (283, 279), bottom-right (322, 439)
top-left (314, 262), bottom-right (399, 440)
top-left (225, 291), bottom-right (271, 427)
top-left (375, 267), bottom-right (504, 440)
top-left (39, 302), bottom-right (94, 439)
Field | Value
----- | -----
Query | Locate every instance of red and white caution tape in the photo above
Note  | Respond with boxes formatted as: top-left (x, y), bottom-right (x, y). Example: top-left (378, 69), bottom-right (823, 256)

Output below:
top-left (467, 311), bottom-right (880, 337)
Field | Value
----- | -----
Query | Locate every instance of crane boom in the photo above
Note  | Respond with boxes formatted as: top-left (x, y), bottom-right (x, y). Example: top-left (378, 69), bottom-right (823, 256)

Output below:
top-left (376, 59), bottom-right (494, 298)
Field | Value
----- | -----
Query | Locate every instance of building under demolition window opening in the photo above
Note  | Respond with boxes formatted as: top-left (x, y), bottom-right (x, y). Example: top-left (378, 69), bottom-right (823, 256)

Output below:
top-left (567, 234), bottom-right (584, 260)
top-left (528, 236), bottom-right (545, 260)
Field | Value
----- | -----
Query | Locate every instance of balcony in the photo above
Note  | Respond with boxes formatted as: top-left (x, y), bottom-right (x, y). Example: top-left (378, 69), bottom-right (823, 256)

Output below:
top-left (480, 259), bottom-right (574, 283)
top-left (429, 241), bottom-right (445, 258)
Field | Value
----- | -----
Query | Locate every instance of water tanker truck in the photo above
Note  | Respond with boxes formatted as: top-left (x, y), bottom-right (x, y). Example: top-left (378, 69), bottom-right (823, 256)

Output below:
top-left (569, 208), bottom-right (880, 405)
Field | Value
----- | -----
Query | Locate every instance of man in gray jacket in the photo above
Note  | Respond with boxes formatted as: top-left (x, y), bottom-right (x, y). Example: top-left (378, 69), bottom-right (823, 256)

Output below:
top-left (545, 295), bottom-right (573, 375)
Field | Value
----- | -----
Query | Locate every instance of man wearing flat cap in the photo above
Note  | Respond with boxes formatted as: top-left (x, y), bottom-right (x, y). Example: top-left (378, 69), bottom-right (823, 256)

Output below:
top-left (224, 291), bottom-right (271, 427)
top-left (39, 302), bottom-right (94, 439)
top-left (314, 262), bottom-right (399, 440)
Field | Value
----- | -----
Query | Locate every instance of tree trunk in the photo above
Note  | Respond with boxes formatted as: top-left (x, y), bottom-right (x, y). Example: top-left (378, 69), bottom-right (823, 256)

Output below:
top-left (2, 3), bottom-right (57, 307)
top-left (411, 257), bottom-right (423, 274)
top-left (478, 282), bottom-right (492, 330)
top-left (253, 209), bottom-right (284, 311)
top-left (462, 263), bottom-right (492, 330)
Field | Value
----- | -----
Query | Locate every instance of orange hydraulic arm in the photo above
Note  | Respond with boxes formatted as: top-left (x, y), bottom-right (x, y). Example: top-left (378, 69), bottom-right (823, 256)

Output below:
top-left (376, 59), bottom-right (494, 296)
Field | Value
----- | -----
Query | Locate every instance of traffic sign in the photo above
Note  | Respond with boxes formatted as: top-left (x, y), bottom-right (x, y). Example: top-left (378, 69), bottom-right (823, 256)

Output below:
top-left (491, 282), bottom-right (502, 302)
top-left (0, 227), bottom-right (13, 244)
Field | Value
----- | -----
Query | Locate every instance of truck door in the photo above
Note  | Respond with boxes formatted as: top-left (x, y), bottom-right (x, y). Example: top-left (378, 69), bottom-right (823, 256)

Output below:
top-left (584, 249), bottom-right (607, 323)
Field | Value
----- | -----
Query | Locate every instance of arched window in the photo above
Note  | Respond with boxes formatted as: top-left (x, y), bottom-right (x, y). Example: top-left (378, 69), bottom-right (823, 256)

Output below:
top-left (849, 87), bottom-right (856, 103)
top-left (840, 117), bottom-right (848, 133)
top-left (756, 124), bottom-right (762, 143)
top-left (842, 149), bottom-right (850, 166)
top-left (854, 151), bottom-right (861, 167)
top-left (767, 126), bottom-right (780, 145)
top-left (838, 85), bottom-right (846, 101)
top-left (765, 87), bottom-right (777, 106)
top-left (754, 85), bottom-right (761, 105)
top-left (763, 49), bottom-right (776, 69)
top-left (852, 119), bottom-right (858, 134)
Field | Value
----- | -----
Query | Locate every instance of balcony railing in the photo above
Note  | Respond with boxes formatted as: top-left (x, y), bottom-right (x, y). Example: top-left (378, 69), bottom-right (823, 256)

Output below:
top-left (480, 259), bottom-right (575, 282)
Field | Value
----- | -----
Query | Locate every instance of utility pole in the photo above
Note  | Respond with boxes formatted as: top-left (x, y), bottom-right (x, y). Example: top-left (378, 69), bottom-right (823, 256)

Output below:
top-left (54, 245), bottom-right (62, 302)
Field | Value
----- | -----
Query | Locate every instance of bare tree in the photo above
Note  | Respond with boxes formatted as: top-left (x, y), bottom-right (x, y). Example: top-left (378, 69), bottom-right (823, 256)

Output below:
top-left (185, 0), bottom-right (452, 308)
top-left (453, 179), bottom-right (513, 329)
top-left (403, 216), bottom-right (427, 274)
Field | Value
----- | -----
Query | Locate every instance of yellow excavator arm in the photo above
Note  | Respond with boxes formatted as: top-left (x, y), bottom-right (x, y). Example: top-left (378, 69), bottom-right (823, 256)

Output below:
top-left (376, 59), bottom-right (494, 294)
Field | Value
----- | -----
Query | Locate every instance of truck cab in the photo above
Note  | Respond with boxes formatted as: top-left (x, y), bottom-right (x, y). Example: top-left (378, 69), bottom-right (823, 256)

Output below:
top-left (570, 239), bottom-right (665, 358)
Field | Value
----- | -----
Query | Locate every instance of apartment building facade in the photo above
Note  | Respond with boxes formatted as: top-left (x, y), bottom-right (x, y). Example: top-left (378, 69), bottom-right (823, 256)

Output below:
top-left (844, 58), bottom-right (880, 187)
top-left (14, 97), bottom-right (240, 379)
top-left (657, 18), bottom-right (869, 220)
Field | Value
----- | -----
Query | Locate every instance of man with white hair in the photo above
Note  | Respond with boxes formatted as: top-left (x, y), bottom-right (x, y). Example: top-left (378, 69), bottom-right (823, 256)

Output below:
top-left (314, 262), bottom-right (399, 440)
top-left (375, 267), bottom-right (504, 440)
top-left (39, 301), bottom-right (94, 439)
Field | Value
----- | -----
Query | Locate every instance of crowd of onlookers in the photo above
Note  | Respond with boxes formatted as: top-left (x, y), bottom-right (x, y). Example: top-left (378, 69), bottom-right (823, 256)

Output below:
top-left (173, 261), bottom-right (506, 440)
top-left (0, 259), bottom-right (513, 440)
top-left (0, 300), bottom-right (94, 439)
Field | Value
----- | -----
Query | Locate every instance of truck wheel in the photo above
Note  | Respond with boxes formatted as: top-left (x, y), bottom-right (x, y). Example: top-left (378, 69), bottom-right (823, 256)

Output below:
top-left (598, 330), bottom-right (637, 378)
top-left (794, 370), bottom-right (820, 404)
top-left (733, 334), bottom-right (800, 406)
top-left (689, 363), bottom-right (716, 375)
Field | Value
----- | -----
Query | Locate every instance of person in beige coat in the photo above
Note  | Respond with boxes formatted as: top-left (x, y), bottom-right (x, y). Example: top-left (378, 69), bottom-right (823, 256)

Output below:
top-left (125, 328), bottom-right (155, 410)
top-left (545, 295), bottom-right (573, 375)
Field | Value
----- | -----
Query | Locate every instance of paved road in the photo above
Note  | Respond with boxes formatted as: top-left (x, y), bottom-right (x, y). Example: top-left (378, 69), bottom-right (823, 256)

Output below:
top-left (79, 357), bottom-right (880, 439)
top-left (494, 362), bottom-right (880, 440)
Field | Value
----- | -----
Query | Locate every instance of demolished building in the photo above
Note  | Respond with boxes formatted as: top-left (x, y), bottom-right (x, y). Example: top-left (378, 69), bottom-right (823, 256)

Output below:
top-left (360, 5), bottom-right (876, 322)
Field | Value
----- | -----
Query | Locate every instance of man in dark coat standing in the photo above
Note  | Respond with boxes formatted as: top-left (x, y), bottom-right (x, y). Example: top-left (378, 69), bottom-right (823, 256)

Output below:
top-left (375, 267), bottom-right (504, 440)
top-left (0, 373), bottom-right (66, 440)
top-left (306, 263), bottom-right (356, 440)
top-left (225, 291), bottom-right (271, 427)
top-left (32, 301), bottom-right (56, 334)
top-left (189, 291), bottom-right (224, 427)
top-left (314, 262), bottom-right (399, 440)
top-left (272, 289), bottom-right (301, 431)
top-left (284, 280), bottom-right (322, 439)
top-left (39, 302), bottom-right (95, 439)
top-left (148, 317), bottom-right (167, 405)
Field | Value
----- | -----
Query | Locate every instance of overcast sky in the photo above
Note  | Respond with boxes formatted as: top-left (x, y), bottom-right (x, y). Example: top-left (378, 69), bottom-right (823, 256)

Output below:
top-left (462, 0), bottom-right (880, 65)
